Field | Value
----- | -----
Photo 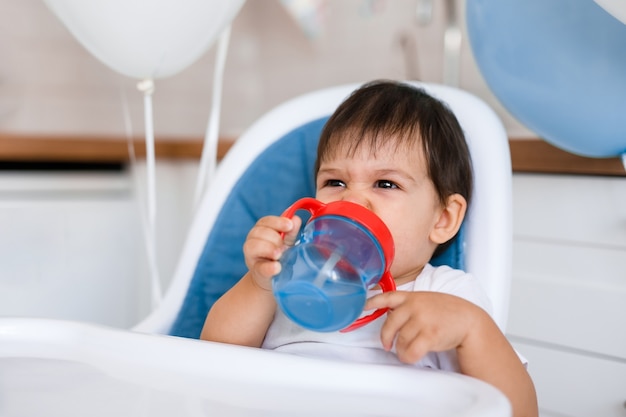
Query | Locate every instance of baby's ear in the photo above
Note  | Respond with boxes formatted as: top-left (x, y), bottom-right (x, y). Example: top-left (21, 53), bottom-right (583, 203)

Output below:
top-left (430, 194), bottom-right (467, 244)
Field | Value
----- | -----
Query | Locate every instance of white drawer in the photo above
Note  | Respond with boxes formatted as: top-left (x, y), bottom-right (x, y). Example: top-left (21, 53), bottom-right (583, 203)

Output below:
top-left (512, 341), bottom-right (626, 417)
top-left (512, 174), bottom-right (626, 247)
top-left (508, 239), bottom-right (626, 360)
top-left (0, 174), bottom-right (149, 328)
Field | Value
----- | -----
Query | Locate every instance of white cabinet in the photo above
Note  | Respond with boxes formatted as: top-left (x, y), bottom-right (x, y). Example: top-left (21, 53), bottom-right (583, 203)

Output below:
top-left (0, 168), bottom-right (148, 327)
top-left (508, 174), bottom-right (626, 417)
top-left (0, 161), bottom-right (197, 328)
top-left (512, 342), bottom-right (626, 417)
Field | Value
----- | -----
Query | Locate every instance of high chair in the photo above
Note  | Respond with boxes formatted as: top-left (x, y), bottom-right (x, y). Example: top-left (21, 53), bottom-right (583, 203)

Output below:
top-left (0, 81), bottom-right (513, 417)
top-left (135, 80), bottom-right (513, 338)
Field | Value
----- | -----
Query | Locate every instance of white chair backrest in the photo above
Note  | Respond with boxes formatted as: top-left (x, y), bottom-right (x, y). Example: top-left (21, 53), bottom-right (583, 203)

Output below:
top-left (134, 81), bottom-right (512, 334)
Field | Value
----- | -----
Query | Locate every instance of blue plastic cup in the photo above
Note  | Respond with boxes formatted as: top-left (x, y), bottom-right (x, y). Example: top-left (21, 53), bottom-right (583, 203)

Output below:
top-left (272, 198), bottom-right (395, 332)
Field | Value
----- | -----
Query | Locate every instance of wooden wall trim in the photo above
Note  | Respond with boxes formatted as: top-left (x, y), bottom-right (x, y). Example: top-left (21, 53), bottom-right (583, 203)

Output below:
top-left (1, 133), bottom-right (624, 176)
top-left (0, 133), bottom-right (235, 163)
top-left (510, 139), bottom-right (625, 177)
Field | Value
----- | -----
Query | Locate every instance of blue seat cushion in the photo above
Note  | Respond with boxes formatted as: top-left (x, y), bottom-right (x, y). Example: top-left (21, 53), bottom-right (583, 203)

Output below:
top-left (170, 117), bottom-right (465, 338)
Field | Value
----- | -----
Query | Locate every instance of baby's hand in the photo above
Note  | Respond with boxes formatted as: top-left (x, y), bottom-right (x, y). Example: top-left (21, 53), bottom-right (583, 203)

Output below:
top-left (243, 215), bottom-right (302, 291)
top-left (365, 291), bottom-right (479, 364)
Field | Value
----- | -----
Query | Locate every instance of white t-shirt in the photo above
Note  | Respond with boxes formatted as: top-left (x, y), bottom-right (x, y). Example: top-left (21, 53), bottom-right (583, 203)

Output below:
top-left (262, 264), bottom-right (493, 372)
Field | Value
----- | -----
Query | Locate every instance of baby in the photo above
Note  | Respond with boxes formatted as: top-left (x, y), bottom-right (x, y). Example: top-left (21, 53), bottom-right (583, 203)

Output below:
top-left (201, 80), bottom-right (538, 417)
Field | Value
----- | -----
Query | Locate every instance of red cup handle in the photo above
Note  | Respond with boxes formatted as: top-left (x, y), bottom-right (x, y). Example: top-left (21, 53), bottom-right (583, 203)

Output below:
top-left (279, 197), bottom-right (323, 239)
top-left (340, 271), bottom-right (396, 333)
top-left (281, 197), bottom-right (323, 218)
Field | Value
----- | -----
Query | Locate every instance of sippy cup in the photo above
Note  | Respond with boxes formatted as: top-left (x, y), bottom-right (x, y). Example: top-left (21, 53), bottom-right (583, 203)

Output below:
top-left (272, 197), bottom-right (395, 332)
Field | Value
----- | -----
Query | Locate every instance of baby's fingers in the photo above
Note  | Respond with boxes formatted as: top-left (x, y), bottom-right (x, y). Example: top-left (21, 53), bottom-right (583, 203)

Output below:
top-left (282, 215), bottom-right (302, 247)
top-left (366, 292), bottom-right (409, 350)
top-left (365, 291), bottom-right (406, 310)
top-left (244, 234), bottom-right (282, 263)
top-left (249, 216), bottom-right (295, 242)
top-left (393, 320), bottom-right (431, 364)
top-left (249, 259), bottom-right (281, 287)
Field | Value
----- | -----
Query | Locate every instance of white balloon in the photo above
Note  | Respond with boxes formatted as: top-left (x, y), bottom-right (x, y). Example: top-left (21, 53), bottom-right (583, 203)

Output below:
top-left (43, 0), bottom-right (246, 79)
top-left (594, 0), bottom-right (626, 24)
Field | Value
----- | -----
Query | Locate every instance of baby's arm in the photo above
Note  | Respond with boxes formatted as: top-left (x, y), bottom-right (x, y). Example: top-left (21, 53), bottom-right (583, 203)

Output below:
top-left (365, 292), bottom-right (538, 417)
top-left (200, 215), bottom-right (301, 347)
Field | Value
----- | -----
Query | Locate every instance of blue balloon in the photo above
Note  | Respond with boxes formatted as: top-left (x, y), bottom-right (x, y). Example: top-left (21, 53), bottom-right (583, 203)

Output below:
top-left (466, 0), bottom-right (626, 158)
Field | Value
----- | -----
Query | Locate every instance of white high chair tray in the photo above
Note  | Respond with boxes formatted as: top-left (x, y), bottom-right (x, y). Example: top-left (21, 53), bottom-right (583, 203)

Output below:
top-left (0, 318), bottom-right (510, 417)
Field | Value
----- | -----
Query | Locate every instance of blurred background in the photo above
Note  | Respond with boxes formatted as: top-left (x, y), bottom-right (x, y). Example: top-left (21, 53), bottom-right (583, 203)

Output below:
top-left (0, 0), bottom-right (531, 138)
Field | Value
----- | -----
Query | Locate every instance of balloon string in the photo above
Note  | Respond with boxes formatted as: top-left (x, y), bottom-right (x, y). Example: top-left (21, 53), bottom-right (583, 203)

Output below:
top-left (120, 85), bottom-right (161, 317)
top-left (193, 25), bottom-right (232, 211)
top-left (137, 78), bottom-right (162, 308)
top-left (137, 79), bottom-right (157, 228)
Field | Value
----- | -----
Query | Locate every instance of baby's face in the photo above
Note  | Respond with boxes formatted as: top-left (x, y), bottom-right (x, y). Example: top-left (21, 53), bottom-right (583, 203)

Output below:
top-left (315, 140), bottom-right (444, 285)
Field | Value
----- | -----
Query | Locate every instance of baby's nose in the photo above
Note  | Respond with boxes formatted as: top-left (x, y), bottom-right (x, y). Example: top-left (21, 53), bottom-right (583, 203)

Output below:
top-left (341, 191), bottom-right (371, 209)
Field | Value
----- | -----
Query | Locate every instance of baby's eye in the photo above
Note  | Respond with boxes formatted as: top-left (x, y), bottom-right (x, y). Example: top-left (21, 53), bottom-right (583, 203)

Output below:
top-left (375, 180), bottom-right (398, 189)
top-left (325, 179), bottom-right (345, 187)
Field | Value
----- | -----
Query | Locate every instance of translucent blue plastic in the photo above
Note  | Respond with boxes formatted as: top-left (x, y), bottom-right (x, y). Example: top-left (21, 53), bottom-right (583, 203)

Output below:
top-left (273, 216), bottom-right (385, 332)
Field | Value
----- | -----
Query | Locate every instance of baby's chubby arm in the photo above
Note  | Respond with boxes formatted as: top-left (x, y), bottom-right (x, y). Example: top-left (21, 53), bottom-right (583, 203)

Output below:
top-left (366, 292), bottom-right (538, 417)
top-left (200, 215), bottom-right (302, 347)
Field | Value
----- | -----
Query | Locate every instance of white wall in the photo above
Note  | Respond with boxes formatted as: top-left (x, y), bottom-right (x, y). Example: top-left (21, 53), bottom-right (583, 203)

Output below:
top-left (0, 0), bottom-right (533, 138)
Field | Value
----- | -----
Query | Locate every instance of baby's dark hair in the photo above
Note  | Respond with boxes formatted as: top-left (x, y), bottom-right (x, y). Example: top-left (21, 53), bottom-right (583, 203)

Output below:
top-left (314, 80), bottom-right (473, 255)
